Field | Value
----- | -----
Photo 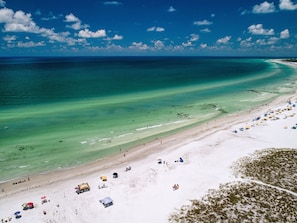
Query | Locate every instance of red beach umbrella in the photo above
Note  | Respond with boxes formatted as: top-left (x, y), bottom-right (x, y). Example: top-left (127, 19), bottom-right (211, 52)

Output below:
top-left (27, 202), bottom-right (34, 208)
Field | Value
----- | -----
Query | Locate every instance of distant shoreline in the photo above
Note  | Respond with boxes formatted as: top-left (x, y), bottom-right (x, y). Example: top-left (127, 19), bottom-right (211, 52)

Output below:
top-left (271, 58), bottom-right (297, 68)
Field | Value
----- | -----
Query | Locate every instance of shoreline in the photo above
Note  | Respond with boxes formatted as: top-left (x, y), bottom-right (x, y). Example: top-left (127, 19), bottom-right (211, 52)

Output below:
top-left (0, 90), bottom-right (296, 222)
top-left (1, 58), bottom-right (295, 183)
top-left (1, 86), bottom-right (295, 198)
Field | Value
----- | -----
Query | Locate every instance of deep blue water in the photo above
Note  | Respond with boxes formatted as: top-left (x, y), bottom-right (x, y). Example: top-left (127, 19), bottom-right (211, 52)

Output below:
top-left (0, 57), bottom-right (270, 107)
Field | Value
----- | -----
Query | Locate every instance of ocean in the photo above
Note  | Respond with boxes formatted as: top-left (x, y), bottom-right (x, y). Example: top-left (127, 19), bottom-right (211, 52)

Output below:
top-left (0, 57), bottom-right (296, 182)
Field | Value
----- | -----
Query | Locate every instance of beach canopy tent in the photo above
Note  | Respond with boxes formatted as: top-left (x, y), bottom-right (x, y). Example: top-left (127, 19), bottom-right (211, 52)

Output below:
top-left (22, 202), bottom-right (34, 210)
top-left (41, 195), bottom-right (48, 204)
top-left (113, 172), bottom-right (118, 178)
top-left (253, 116), bottom-right (261, 121)
top-left (100, 197), bottom-right (113, 208)
top-left (100, 176), bottom-right (107, 181)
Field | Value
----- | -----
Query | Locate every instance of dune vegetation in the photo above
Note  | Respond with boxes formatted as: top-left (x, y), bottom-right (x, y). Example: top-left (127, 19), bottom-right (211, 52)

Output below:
top-left (169, 148), bottom-right (297, 222)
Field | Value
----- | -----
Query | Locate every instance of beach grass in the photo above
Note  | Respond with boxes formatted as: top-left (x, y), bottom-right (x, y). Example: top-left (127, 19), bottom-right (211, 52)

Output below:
top-left (233, 148), bottom-right (297, 193)
top-left (169, 148), bottom-right (297, 222)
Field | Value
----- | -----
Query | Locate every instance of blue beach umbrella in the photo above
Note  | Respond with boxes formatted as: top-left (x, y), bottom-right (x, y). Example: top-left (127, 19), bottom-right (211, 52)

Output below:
top-left (14, 211), bottom-right (21, 215)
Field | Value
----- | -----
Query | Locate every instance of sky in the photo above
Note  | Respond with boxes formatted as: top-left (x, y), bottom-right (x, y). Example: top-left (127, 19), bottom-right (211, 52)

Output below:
top-left (0, 0), bottom-right (296, 56)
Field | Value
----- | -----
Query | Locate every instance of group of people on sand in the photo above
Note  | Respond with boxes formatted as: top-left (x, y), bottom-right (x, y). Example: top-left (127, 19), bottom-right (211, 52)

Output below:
top-left (232, 99), bottom-right (297, 134)
top-left (1, 217), bottom-right (12, 222)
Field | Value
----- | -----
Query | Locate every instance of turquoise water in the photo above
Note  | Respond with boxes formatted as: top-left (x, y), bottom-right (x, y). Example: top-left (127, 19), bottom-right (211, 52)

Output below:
top-left (0, 57), bottom-right (296, 181)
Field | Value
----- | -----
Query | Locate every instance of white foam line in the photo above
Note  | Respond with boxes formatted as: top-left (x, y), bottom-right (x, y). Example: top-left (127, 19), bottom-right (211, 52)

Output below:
top-left (137, 120), bottom-right (188, 131)
top-left (136, 127), bottom-right (148, 131)
top-left (136, 124), bottom-right (162, 131)
top-left (165, 120), bottom-right (188, 126)
top-left (19, 165), bottom-right (30, 169)
top-left (114, 132), bottom-right (134, 139)
top-left (98, 138), bottom-right (112, 142)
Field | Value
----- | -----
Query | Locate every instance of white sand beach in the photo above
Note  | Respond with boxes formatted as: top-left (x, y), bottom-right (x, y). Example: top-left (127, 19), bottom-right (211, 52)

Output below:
top-left (1, 61), bottom-right (297, 222)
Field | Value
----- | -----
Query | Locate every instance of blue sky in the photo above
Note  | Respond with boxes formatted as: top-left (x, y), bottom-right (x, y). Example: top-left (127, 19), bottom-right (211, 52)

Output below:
top-left (0, 0), bottom-right (296, 56)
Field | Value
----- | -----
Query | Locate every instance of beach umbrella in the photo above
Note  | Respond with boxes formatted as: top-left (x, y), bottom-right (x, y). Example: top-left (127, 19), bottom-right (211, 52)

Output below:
top-left (27, 202), bottom-right (34, 209)
top-left (100, 176), bottom-right (107, 181)
top-left (41, 195), bottom-right (48, 204)
top-left (14, 212), bottom-right (22, 219)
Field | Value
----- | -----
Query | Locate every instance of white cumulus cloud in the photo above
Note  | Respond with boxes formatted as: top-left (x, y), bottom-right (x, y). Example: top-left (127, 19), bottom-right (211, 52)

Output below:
top-left (64, 13), bottom-right (89, 30)
top-left (129, 42), bottom-right (149, 50)
top-left (182, 41), bottom-right (193, 47)
top-left (252, 1), bottom-right (276, 13)
top-left (103, 1), bottom-right (122, 6)
top-left (3, 35), bottom-right (16, 43)
top-left (256, 37), bottom-right (279, 45)
top-left (200, 28), bottom-right (211, 33)
top-left (112, 34), bottom-right (123, 40)
top-left (200, 43), bottom-right (207, 48)
top-left (65, 13), bottom-right (80, 23)
top-left (147, 27), bottom-right (155, 32)
top-left (17, 41), bottom-right (45, 48)
top-left (193, 20), bottom-right (213, 26)
top-left (190, 34), bottom-right (199, 42)
top-left (0, 7), bottom-right (83, 47)
top-left (240, 37), bottom-right (253, 47)
top-left (0, 0), bottom-right (6, 7)
top-left (217, 36), bottom-right (231, 44)
top-left (154, 40), bottom-right (165, 49)
top-left (279, 0), bottom-right (297, 10)
top-left (147, 26), bottom-right (165, 32)
top-left (280, 29), bottom-right (290, 39)
top-left (168, 6), bottom-right (176, 12)
top-left (248, 24), bottom-right (274, 35)
top-left (0, 8), bottom-right (41, 33)
top-left (78, 29), bottom-right (106, 38)
top-left (105, 34), bottom-right (123, 41)
top-left (156, 27), bottom-right (165, 32)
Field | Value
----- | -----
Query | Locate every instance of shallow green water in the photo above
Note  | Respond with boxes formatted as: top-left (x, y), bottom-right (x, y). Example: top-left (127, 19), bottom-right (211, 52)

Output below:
top-left (0, 57), bottom-right (296, 181)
